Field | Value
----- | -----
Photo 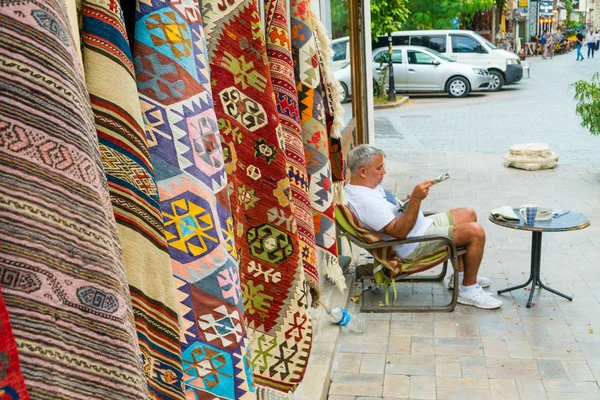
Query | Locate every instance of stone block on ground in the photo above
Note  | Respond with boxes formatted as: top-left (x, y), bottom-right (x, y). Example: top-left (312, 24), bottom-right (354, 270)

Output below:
top-left (504, 143), bottom-right (558, 171)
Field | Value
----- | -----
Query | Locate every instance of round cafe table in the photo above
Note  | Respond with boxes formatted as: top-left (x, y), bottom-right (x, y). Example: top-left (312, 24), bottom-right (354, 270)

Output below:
top-left (489, 209), bottom-right (590, 308)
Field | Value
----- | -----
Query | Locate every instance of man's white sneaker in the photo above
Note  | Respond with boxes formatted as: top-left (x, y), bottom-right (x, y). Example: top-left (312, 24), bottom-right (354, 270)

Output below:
top-left (457, 286), bottom-right (502, 309)
top-left (448, 274), bottom-right (491, 289)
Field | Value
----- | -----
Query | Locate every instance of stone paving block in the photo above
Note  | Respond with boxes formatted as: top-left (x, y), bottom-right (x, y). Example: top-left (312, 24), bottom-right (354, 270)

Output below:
top-left (360, 354), bottom-right (386, 375)
top-left (547, 394), bottom-right (600, 400)
top-left (332, 372), bottom-right (385, 385)
top-left (386, 337), bottom-right (411, 355)
top-left (340, 334), bottom-right (389, 354)
top-left (329, 383), bottom-right (383, 398)
top-left (433, 321), bottom-right (457, 338)
top-left (363, 320), bottom-right (391, 337)
top-left (516, 379), bottom-right (548, 399)
top-left (382, 374), bottom-right (409, 398)
top-left (328, 396), bottom-right (355, 400)
top-left (506, 339), bottom-right (535, 359)
top-left (436, 376), bottom-right (489, 389)
top-left (489, 379), bottom-right (520, 400)
top-left (389, 320), bottom-right (433, 337)
top-left (409, 376), bottom-right (435, 399)
top-left (435, 357), bottom-right (461, 378)
top-left (542, 379), bottom-right (600, 394)
top-left (537, 359), bottom-right (568, 380)
top-left (437, 388), bottom-right (492, 399)
top-left (385, 355), bottom-right (435, 376)
top-left (411, 337), bottom-right (434, 356)
top-left (460, 357), bottom-right (488, 378)
top-left (561, 360), bottom-right (595, 382)
top-left (482, 338), bottom-right (508, 358)
top-left (336, 353), bottom-right (363, 373)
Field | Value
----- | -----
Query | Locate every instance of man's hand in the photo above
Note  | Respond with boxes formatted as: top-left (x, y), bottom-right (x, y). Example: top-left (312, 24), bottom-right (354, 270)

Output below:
top-left (411, 180), bottom-right (433, 202)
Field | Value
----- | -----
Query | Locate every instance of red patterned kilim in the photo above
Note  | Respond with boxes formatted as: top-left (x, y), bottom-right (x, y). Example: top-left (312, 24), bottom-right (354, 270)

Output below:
top-left (265, 0), bottom-right (320, 301)
top-left (202, 0), bottom-right (312, 394)
top-left (0, 287), bottom-right (29, 399)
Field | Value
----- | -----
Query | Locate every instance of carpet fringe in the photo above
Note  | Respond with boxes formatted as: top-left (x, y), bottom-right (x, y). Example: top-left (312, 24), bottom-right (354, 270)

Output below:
top-left (332, 181), bottom-right (346, 205)
top-left (256, 386), bottom-right (294, 400)
top-left (311, 11), bottom-right (344, 140)
top-left (319, 249), bottom-right (346, 292)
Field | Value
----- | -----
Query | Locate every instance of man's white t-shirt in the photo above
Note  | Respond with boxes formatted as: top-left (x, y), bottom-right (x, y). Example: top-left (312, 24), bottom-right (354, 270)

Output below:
top-left (587, 33), bottom-right (596, 43)
top-left (345, 184), bottom-right (432, 259)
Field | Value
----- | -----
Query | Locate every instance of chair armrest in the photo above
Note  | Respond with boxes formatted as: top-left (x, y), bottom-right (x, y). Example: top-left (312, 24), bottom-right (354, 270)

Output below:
top-left (340, 229), bottom-right (459, 259)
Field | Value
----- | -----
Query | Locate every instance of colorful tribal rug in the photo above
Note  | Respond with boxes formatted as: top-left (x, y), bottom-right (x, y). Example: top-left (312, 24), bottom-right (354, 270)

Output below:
top-left (132, 1), bottom-right (254, 398)
top-left (202, 0), bottom-right (313, 394)
top-left (0, 1), bottom-right (148, 399)
top-left (291, 0), bottom-right (345, 291)
top-left (81, 1), bottom-right (185, 398)
top-left (265, 0), bottom-right (320, 302)
top-left (0, 287), bottom-right (29, 399)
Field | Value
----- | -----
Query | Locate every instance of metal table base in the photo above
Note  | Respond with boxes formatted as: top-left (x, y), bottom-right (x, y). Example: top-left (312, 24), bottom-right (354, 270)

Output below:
top-left (497, 231), bottom-right (573, 308)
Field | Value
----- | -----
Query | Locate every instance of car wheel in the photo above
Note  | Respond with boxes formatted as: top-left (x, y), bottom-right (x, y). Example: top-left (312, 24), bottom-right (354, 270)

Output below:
top-left (447, 76), bottom-right (470, 98)
top-left (339, 82), bottom-right (349, 103)
top-left (488, 70), bottom-right (504, 91)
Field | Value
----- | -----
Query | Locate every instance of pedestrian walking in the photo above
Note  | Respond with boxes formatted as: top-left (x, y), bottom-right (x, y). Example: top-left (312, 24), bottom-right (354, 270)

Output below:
top-left (541, 30), bottom-right (547, 59)
top-left (543, 32), bottom-right (554, 59)
top-left (576, 31), bottom-right (585, 60)
top-left (586, 29), bottom-right (596, 58)
top-left (596, 29), bottom-right (599, 51)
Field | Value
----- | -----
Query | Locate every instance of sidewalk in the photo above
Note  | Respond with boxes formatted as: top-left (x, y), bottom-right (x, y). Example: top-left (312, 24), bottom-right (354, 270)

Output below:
top-left (298, 52), bottom-right (600, 399)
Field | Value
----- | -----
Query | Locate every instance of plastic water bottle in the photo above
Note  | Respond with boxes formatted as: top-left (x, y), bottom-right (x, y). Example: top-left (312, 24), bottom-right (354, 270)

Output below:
top-left (327, 307), bottom-right (367, 333)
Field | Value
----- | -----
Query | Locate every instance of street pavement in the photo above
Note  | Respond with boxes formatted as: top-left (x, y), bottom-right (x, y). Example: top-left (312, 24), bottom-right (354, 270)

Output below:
top-left (317, 51), bottom-right (600, 399)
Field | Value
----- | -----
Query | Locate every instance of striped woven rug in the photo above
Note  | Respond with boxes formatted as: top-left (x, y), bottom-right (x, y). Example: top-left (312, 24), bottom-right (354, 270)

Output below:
top-left (133, 0), bottom-right (254, 398)
top-left (265, 0), bottom-right (320, 303)
top-left (291, 0), bottom-right (344, 290)
top-left (81, 1), bottom-right (186, 398)
top-left (202, 0), bottom-right (313, 394)
top-left (0, 1), bottom-right (148, 398)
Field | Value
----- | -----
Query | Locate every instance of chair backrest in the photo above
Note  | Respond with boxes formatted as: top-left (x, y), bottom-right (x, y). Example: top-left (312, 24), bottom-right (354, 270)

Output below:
top-left (334, 203), bottom-right (451, 279)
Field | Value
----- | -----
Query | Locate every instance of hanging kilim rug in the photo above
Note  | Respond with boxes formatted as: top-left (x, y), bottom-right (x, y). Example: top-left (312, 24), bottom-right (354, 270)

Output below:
top-left (81, 1), bottom-right (186, 398)
top-left (0, 287), bottom-right (29, 399)
top-left (132, 0), bottom-right (254, 398)
top-left (291, 0), bottom-right (345, 291)
top-left (0, 1), bottom-right (149, 399)
top-left (265, 0), bottom-right (320, 302)
top-left (202, 0), bottom-right (313, 395)
top-left (310, 13), bottom-right (346, 193)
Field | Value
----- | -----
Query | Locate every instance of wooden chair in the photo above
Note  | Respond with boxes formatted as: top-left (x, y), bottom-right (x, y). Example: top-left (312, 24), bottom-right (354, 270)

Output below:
top-left (335, 204), bottom-right (467, 313)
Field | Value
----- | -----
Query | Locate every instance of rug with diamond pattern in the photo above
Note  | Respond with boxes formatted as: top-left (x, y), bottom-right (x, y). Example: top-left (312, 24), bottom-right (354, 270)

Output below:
top-left (132, 0), bottom-right (254, 398)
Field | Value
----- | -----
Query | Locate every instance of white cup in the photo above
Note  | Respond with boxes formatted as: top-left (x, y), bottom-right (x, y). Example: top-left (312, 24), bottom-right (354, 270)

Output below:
top-left (519, 204), bottom-right (538, 225)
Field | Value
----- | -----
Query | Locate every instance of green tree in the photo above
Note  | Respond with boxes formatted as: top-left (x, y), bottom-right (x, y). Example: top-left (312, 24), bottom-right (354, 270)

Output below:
top-left (370, 0), bottom-right (409, 101)
top-left (330, 0), bottom-right (349, 39)
top-left (565, 0), bottom-right (573, 29)
top-left (573, 73), bottom-right (600, 136)
top-left (404, 0), bottom-right (494, 30)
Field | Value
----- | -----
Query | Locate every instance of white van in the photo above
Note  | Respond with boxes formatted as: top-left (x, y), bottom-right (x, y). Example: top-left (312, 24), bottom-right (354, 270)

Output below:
top-left (372, 30), bottom-right (522, 91)
top-left (332, 37), bottom-right (350, 72)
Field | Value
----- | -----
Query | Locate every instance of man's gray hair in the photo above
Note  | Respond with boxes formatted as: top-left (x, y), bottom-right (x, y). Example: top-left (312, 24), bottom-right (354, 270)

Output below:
top-left (347, 144), bottom-right (386, 173)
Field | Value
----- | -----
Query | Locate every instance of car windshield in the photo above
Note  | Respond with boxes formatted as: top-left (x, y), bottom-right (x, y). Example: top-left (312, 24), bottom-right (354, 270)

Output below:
top-left (472, 32), bottom-right (497, 50)
top-left (425, 48), bottom-right (454, 62)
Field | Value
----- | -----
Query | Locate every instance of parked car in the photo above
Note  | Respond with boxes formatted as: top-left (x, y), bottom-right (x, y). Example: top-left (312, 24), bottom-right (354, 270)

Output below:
top-left (334, 30), bottom-right (522, 91)
top-left (332, 37), bottom-right (350, 72)
top-left (335, 45), bottom-right (491, 101)
top-left (372, 30), bottom-right (522, 91)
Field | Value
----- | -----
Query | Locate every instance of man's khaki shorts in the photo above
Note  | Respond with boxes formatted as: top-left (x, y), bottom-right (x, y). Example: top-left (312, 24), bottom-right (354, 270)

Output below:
top-left (405, 212), bottom-right (454, 260)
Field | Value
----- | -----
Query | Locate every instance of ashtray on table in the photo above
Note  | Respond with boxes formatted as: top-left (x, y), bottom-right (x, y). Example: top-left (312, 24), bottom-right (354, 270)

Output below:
top-left (535, 209), bottom-right (552, 221)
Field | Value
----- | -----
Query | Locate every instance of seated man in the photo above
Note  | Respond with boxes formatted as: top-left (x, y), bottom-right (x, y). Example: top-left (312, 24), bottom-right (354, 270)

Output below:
top-left (345, 144), bottom-right (502, 309)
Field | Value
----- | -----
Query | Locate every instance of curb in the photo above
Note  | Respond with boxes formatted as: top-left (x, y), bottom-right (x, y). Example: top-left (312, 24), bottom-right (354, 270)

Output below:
top-left (373, 96), bottom-right (409, 110)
